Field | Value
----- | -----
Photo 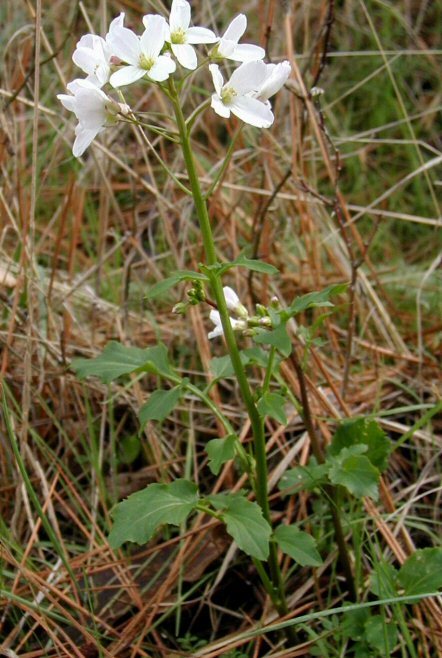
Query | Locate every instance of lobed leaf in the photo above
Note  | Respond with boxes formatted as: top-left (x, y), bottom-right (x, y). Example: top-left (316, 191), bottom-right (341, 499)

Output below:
top-left (397, 547), bottom-right (442, 596)
top-left (139, 386), bottom-right (182, 426)
top-left (329, 417), bottom-right (390, 472)
top-left (328, 448), bottom-right (380, 500)
top-left (108, 479), bottom-right (199, 549)
top-left (72, 341), bottom-right (173, 384)
top-left (279, 461), bottom-right (329, 494)
top-left (274, 524), bottom-right (323, 566)
top-left (208, 493), bottom-right (271, 560)
top-left (257, 392), bottom-right (287, 425)
top-left (206, 435), bottom-right (237, 475)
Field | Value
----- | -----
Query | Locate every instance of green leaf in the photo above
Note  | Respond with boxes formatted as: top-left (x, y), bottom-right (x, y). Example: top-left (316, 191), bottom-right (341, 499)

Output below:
top-left (108, 479), bottom-right (199, 549)
top-left (206, 435), bottom-right (237, 475)
top-left (241, 347), bottom-right (271, 368)
top-left (329, 418), bottom-right (390, 472)
top-left (328, 448), bottom-right (380, 499)
top-left (370, 562), bottom-right (398, 598)
top-left (364, 615), bottom-right (398, 653)
top-left (118, 435), bottom-right (141, 465)
top-left (220, 254), bottom-right (279, 276)
top-left (139, 386), bottom-right (182, 426)
top-left (146, 270), bottom-right (208, 299)
top-left (353, 642), bottom-right (372, 658)
top-left (208, 494), bottom-right (271, 560)
top-left (398, 547), bottom-right (442, 596)
top-left (210, 352), bottom-right (248, 380)
top-left (279, 460), bottom-right (329, 494)
top-left (274, 525), bottom-right (323, 566)
top-left (71, 342), bottom-right (173, 384)
top-left (257, 392), bottom-right (287, 424)
top-left (342, 607), bottom-right (371, 640)
top-left (254, 323), bottom-right (292, 358)
top-left (287, 282), bottom-right (348, 317)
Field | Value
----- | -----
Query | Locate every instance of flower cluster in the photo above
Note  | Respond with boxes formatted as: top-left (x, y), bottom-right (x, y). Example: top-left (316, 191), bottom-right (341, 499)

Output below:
top-left (208, 287), bottom-right (272, 340)
top-left (58, 0), bottom-right (291, 156)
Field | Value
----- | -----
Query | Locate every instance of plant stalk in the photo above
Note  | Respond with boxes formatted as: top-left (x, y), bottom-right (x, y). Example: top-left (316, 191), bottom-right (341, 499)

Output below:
top-left (169, 81), bottom-right (294, 634)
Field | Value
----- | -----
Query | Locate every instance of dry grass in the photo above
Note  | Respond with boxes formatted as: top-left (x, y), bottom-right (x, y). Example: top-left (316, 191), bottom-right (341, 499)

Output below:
top-left (0, 0), bottom-right (441, 656)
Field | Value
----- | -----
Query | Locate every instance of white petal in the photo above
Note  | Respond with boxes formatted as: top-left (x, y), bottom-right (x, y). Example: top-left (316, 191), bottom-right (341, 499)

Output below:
top-left (148, 56), bottom-right (176, 81)
top-left (209, 64), bottom-right (224, 96)
top-left (107, 12), bottom-right (125, 37)
top-left (57, 93), bottom-right (76, 112)
top-left (72, 47), bottom-right (106, 80)
top-left (67, 78), bottom-right (97, 94)
top-left (110, 65), bottom-right (146, 87)
top-left (171, 43), bottom-right (197, 70)
top-left (209, 310), bottom-right (222, 328)
top-left (228, 43), bottom-right (265, 62)
top-left (107, 24), bottom-right (140, 65)
top-left (229, 61), bottom-right (267, 95)
top-left (216, 38), bottom-right (236, 58)
top-left (72, 126), bottom-right (100, 157)
top-left (75, 89), bottom-right (107, 128)
top-left (140, 15), bottom-right (167, 58)
top-left (211, 94), bottom-right (230, 118)
top-left (223, 286), bottom-right (240, 311)
top-left (186, 26), bottom-right (217, 44)
top-left (230, 96), bottom-right (274, 128)
top-left (208, 326), bottom-right (224, 339)
top-left (223, 14), bottom-right (246, 43)
top-left (257, 61), bottom-right (291, 100)
top-left (170, 0), bottom-right (190, 32)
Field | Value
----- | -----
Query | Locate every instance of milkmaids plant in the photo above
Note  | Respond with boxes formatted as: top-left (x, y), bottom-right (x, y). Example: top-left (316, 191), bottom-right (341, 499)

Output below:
top-left (63, 0), bottom-right (398, 645)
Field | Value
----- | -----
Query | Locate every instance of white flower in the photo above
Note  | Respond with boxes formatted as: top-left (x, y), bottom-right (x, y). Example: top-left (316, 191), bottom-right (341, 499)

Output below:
top-left (214, 14), bottom-right (265, 63)
top-left (208, 310), bottom-right (247, 340)
top-left (223, 286), bottom-right (248, 318)
top-left (72, 13), bottom-right (124, 87)
top-left (209, 62), bottom-right (274, 128)
top-left (108, 14), bottom-right (176, 87)
top-left (57, 79), bottom-right (127, 157)
top-left (254, 61), bottom-right (291, 103)
top-left (165, 0), bottom-right (217, 70)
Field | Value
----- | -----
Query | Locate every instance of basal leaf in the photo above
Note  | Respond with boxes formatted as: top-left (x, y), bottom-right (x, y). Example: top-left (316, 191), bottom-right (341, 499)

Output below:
top-left (279, 461), bottom-right (329, 494)
top-left (328, 449), bottom-right (380, 499)
top-left (139, 386), bottom-right (182, 426)
top-left (370, 562), bottom-right (398, 598)
top-left (257, 392), bottom-right (287, 425)
top-left (329, 417), bottom-right (390, 472)
top-left (274, 525), bottom-right (323, 566)
top-left (118, 435), bottom-right (141, 465)
top-left (108, 479), bottom-right (199, 549)
top-left (209, 494), bottom-right (271, 560)
top-left (364, 616), bottom-right (398, 654)
top-left (287, 282), bottom-right (347, 317)
top-left (398, 547), bottom-right (442, 596)
top-left (72, 342), bottom-right (173, 384)
top-left (206, 435), bottom-right (237, 475)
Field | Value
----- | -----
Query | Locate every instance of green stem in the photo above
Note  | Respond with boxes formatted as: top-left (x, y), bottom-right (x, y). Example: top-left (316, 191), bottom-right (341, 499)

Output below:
top-left (262, 346), bottom-right (276, 395)
top-left (168, 80), bottom-right (293, 632)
